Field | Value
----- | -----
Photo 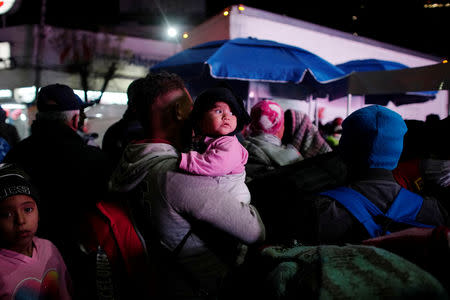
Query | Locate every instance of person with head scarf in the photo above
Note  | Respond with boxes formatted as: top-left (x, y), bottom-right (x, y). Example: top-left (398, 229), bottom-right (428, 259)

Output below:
top-left (282, 108), bottom-right (332, 159)
top-left (242, 100), bottom-right (302, 180)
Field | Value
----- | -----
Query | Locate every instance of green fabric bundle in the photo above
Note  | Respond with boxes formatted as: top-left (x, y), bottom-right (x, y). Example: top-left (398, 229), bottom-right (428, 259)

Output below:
top-left (259, 244), bottom-right (448, 299)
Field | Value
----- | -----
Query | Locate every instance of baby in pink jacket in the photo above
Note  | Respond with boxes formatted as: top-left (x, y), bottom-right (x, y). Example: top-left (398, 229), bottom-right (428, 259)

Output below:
top-left (179, 86), bottom-right (251, 204)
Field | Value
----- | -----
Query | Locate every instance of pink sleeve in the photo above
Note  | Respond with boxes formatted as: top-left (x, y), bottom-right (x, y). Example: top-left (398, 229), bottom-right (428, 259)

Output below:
top-left (180, 136), bottom-right (248, 176)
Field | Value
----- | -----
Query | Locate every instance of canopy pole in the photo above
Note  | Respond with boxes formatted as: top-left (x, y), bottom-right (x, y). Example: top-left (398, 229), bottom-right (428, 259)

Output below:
top-left (447, 90), bottom-right (450, 117)
top-left (308, 95), bottom-right (313, 119)
top-left (346, 93), bottom-right (352, 117)
top-left (314, 97), bottom-right (319, 127)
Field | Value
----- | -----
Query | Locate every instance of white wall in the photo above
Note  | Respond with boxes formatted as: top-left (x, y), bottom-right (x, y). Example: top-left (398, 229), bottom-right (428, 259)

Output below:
top-left (181, 11), bottom-right (230, 49)
top-left (228, 6), bottom-right (440, 67)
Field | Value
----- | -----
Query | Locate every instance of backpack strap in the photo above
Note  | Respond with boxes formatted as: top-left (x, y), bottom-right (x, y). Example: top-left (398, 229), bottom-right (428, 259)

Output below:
top-left (386, 188), bottom-right (435, 228)
top-left (321, 187), bottom-right (385, 238)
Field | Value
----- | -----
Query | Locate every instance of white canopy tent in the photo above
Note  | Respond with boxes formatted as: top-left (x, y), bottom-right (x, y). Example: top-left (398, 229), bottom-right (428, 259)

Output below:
top-left (344, 62), bottom-right (450, 116)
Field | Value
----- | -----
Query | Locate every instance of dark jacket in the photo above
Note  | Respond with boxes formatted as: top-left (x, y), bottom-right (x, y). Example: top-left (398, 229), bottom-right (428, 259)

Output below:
top-left (102, 118), bottom-right (144, 168)
top-left (4, 120), bottom-right (113, 258)
top-left (248, 154), bottom-right (448, 245)
top-left (0, 123), bottom-right (20, 147)
top-left (313, 168), bottom-right (448, 244)
top-left (247, 151), bottom-right (348, 243)
top-left (0, 108), bottom-right (20, 148)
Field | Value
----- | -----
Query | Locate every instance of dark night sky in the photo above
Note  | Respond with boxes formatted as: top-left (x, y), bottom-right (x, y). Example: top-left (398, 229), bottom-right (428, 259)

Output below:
top-left (4, 0), bottom-right (449, 59)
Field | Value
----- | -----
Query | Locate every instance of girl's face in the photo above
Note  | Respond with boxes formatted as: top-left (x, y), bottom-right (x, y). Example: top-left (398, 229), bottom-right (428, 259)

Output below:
top-left (199, 101), bottom-right (237, 136)
top-left (0, 195), bottom-right (38, 256)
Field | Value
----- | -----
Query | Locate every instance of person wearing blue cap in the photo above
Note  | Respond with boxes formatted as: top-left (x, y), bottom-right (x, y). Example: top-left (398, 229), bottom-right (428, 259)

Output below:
top-left (309, 105), bottom-right (448, 244)
top-left (4, 83), bottom-right (113, 298)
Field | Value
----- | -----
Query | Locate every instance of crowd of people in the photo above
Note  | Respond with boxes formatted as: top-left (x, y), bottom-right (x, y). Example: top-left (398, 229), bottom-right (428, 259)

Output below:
top-left (0, 72), bottom-right (449, 299)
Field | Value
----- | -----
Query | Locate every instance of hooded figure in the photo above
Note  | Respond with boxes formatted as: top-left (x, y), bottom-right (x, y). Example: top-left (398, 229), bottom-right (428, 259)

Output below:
top-left (311, 105), bottom-right (448, 244)
top-left (267, 105), bottom-right (447, 246)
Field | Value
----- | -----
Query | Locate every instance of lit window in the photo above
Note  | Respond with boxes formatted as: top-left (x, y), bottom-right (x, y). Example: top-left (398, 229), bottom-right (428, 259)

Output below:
top-left (73, 89), bottom-right (127, 105)
top-left (0, 89), bottom-right (12, 98)
top-left (14, 86), bottom-right (36, 103)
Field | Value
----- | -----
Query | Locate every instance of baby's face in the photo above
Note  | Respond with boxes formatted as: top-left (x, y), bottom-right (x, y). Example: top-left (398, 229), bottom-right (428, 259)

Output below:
top-left (0, 195), bottom-right (38, 255)
top-left (200, 101), bottom-right (237, 136)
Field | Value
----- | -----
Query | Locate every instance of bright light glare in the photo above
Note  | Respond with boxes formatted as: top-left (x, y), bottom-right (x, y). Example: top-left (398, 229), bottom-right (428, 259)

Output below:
top-left (183, 32), bottom-right (189, 39)
top-left (223, 10), bottom-right (229, 16)
top-left (167, 27), bottom-right (177, 37)
top-left (20, 113), bottom-right (27, 121)
top-left (238, 5), bottom-right (245, 11)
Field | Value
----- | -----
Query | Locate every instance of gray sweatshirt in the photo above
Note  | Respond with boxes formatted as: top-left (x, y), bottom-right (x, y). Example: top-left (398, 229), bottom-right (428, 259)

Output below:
top-left (109, 141), bottom-right (265, 297)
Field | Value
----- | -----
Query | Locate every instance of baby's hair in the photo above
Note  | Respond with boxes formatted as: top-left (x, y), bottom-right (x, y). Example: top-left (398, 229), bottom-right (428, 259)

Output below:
top-left (191, 85), bottom-right (250, 136)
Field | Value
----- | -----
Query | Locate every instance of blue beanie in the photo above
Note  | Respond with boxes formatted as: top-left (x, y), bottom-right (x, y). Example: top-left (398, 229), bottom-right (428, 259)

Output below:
top-left (339, 105), bottom-right (407, 170)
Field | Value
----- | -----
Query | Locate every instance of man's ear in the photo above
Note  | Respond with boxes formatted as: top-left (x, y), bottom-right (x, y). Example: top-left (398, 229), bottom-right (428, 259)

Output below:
top-left (175, 94), bottom-right (193, 121)
top-left (175, 102), bottom-right (185, 120)
top-left (71, 113), bottom-right (80, 131)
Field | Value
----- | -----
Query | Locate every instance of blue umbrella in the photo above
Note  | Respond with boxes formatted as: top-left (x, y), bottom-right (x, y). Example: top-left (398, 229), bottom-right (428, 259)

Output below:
top-left (328, 59), bottom-right (437, 105)
top-left (150, 38), bottom-right (346, 98)
top-left (337, 59), bottom-right (409, 73)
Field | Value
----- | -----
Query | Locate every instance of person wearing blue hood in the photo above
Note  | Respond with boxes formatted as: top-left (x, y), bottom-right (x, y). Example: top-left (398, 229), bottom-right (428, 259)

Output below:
top-left (309, 105), bottom-right (448, 244)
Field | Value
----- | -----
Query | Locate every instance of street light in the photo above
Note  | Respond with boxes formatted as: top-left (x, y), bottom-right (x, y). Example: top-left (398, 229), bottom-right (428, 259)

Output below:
top-left (167, 27), bottom-right (178, 38)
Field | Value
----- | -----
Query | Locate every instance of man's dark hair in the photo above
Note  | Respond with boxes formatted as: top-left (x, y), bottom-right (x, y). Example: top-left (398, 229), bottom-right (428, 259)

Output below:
top-left (135, 72), bottom-right (185, 128)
